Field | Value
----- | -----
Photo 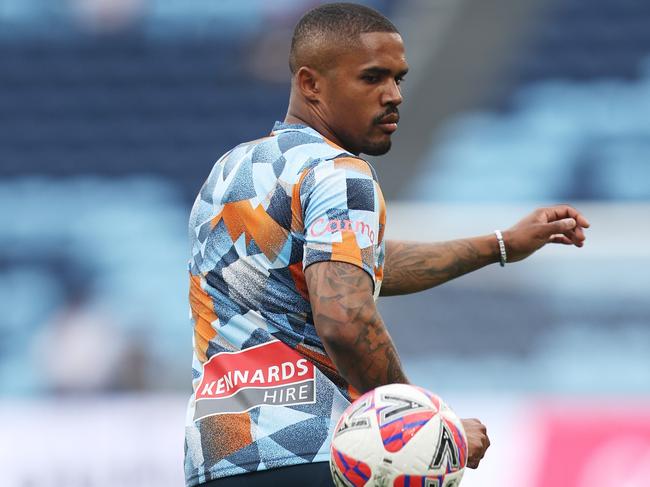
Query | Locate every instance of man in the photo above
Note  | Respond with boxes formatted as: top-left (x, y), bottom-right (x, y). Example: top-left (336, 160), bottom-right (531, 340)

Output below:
top-left (184, 3), bottom-right (590, 486)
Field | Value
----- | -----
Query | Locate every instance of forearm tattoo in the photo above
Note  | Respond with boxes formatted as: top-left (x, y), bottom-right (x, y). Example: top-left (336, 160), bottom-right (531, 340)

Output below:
top-left (381, 238), bottom-right (497, 296)
top-left (305, 261), bottom-right (408, 393)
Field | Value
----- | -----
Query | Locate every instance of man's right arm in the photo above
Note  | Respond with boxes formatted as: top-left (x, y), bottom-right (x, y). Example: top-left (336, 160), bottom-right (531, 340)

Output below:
top-left (304, 260), bottom-right (408, 393)
top-left (305, 260), bottom-right (491, 468)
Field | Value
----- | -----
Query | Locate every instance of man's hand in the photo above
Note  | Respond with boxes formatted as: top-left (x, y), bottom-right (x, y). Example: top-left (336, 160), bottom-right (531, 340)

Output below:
top-left (503, 205), bottom-right (590, 263)
top-left (461, 418), bottom-right (490, 469)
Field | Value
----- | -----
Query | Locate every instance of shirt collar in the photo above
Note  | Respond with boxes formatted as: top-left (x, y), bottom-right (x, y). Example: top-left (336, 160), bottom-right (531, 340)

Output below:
top-left (271, 121), bottom-right (348, 153)
top-left (272, 121), bottom-right (311, 133)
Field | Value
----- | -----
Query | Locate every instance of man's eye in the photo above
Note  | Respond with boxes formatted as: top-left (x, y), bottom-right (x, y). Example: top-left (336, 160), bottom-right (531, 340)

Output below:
top-left (363, 75), bottom-right (379, 83)
top-left (395, 77), bottom-right (405, 85)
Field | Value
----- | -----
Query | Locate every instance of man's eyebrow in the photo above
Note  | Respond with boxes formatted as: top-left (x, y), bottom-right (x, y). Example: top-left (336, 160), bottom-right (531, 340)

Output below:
top-left (361, 66), bottom-right (409, 77)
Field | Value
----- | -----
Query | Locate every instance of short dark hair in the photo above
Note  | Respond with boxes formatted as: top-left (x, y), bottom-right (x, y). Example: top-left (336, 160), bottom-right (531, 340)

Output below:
top-left (289, 2), bottom-right (399, 74)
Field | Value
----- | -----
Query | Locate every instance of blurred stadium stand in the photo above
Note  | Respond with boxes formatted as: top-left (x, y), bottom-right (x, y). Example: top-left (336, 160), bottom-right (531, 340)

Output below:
top-left (0, 177), bottom-right (189, 394)
top-left (406, 0), bottom-right (650, 201)
top-left (0, 0), bottom-right (395, 197)
top-left (0, 37), bottom-right (287, 196)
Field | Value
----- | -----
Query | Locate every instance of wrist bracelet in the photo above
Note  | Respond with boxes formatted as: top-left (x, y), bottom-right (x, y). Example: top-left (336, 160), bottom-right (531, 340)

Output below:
top-left (494, 230), bottom-right (507, 267)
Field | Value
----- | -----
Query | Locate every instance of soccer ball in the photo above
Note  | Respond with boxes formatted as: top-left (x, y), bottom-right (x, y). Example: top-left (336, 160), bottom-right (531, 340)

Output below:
top-left (330, 383), bottom-right (467, 487)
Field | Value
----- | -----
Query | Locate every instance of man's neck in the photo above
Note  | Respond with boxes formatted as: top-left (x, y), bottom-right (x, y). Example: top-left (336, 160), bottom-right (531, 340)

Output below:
top-left (284, 108), bottom-right (352, 153)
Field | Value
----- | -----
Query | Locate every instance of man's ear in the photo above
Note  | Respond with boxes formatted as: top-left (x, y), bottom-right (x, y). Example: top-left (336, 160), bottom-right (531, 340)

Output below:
top-left (295, 66), bottom-right (322, 102)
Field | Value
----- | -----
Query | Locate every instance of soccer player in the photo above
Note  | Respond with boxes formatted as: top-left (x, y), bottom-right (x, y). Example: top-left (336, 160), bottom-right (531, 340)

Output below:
top-left (184, 3), bottom-right (590, 486)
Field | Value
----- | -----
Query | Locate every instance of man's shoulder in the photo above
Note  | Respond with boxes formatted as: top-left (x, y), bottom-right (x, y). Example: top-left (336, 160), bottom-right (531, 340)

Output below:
top-left (301, 153), bottom-right (379, 188)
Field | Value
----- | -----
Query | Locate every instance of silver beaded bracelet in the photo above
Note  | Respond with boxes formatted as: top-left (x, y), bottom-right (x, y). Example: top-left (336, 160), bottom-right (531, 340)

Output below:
top-left (494, 230), bottom-right (507, 267)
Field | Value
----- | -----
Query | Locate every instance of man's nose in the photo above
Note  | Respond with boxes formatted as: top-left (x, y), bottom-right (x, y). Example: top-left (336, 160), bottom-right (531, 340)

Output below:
top-left (382, 80), bottom-right (403, 106)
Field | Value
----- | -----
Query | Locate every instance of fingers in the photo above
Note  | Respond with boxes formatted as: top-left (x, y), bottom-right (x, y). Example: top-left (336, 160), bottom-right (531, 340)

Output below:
top-left (545, 214), bottom-right (588, 247)
top-left (570, 226), bottom-right (586, 247)
top-left (543, 205), bottom-right (590, 228)
top-left (461, 418), bottom-right (490, 469)
top-left (549, 234), bottom-right (573, 245)
top-left (509, 205), bottom-right (589, 261)
top-left (572, 224), bottom-right (586, 242)
top-left (466, 436), bottom-right (490, 468)
top-left (547, 217), bottom-right (576, 235)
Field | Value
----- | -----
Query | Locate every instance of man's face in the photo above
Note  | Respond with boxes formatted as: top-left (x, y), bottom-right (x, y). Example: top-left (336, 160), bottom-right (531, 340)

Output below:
top-left (321, 32), bottom-right (408, 156)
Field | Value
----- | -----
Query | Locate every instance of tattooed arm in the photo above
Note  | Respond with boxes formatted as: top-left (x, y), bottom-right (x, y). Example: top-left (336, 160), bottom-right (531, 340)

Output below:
top-left (305, 261), bottom-right (408, 393)
top-left (381, 205), bottom-right (591, 296)
top-left (305, 260), bottom-right (492, 468)
top-left (381, 236), bottom-right (499, 296)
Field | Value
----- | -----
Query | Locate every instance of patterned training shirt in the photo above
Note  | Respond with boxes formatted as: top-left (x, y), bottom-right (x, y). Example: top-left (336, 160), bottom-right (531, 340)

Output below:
top-left (184, 121), bottom-right (386, 485)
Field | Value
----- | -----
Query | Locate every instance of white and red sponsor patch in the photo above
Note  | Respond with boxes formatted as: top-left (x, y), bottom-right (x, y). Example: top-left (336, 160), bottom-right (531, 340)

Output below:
top-left (194, 341), bottom-right (316, 420)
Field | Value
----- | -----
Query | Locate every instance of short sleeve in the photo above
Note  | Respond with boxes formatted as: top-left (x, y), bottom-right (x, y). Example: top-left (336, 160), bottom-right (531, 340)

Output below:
top-left (300, 157), bottom-right (381, 283)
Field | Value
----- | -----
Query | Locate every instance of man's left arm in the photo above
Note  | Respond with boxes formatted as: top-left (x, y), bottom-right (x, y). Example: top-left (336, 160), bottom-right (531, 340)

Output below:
top-left (380, 205), bottom-right (590, 296)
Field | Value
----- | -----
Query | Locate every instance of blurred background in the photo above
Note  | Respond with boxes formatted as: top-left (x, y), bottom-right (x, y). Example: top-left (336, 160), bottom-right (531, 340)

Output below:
top-left (1, 0), bottom-right (649, 486)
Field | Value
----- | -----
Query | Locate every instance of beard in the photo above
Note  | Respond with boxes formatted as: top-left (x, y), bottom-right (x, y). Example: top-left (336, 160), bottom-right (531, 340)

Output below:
top-left (360, 106), bottom-right (399, 155)
top-left (361, 138), bottom-right (392, 156)
top-left (335, 107), bottom-right (398, 156)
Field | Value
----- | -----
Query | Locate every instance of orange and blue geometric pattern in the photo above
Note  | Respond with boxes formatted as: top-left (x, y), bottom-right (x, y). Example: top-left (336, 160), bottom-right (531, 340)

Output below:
top-left (184, 122), bottom-right (386, 486)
